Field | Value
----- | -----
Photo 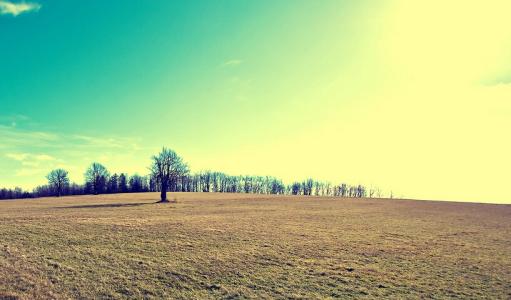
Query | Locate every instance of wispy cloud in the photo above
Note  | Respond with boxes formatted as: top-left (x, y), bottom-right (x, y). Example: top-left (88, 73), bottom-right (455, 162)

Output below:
top-left (6, 152), bottom-right (56, 165)
top-left (484, 73), bottom-right (511, 86)
top-left (223, 59), bottom-right (242, 67)
top-left (0, 125), bottom-right (58, 149)
top-left (71, 134), bottom-right (131, 149)
top-left (34, 154), bottom-right (56, 161)
top-left (0, 125), bottom-right (142, 151)
top-left (0, 0), bottom-right (41, 16)
top-left (5, 152), bottom-right (58, 175)
top-left (0, 114), bottom-right (29, 128)
top-left (6, 153), bottom-right (29, 161)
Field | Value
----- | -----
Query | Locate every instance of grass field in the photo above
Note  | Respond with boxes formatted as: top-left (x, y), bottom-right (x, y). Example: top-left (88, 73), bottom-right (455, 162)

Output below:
top-left (0, 193), bottom-right (510, 299)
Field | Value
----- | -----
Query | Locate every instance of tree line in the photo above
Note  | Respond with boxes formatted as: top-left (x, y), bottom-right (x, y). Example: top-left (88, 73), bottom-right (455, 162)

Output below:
top-left (0, 147), bottom-right (385, 201)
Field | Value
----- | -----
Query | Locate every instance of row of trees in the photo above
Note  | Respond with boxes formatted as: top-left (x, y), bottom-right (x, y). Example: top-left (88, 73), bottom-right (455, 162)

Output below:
top-left (0, 187), bottom-right (32, 200)
top-left (0, 147), bottom-right (386, 201)
top-left (31, 169), bottom-right (151, 198)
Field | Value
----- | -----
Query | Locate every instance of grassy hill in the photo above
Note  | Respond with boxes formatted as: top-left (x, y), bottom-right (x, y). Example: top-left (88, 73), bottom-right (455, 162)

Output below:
top-left (1, 193), bottom-right (510, 299)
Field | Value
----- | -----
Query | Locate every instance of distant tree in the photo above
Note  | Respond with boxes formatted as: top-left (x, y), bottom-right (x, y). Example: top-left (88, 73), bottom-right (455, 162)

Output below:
top-left (118, 173), bottom-right (128, 193)
top-left (376, 188), bottom-right (382, 198)
top-left (150, 147), bottom-right (189, 202)
top-left (0, 187), bottom-right (30, 199)
top-left (84, 181), bottom-right (93, 194)
top-left (302, 179), bottom-right (314, 196)
top-left (243, 176), bottom-right (251, 193)
top-left (69, 182), bottom-right (84, 195)
top-left (107, 173), bottom-right (119, 193)
top-left (149, 175), bottom-right (158, 192)
top-left (339, 183), bottom-right (348, 197)
top-left (269, 177), bottom-right (285, 194)
top-left (356, 185), bottom-right (366, 198)
top-left (291, 182), bottom-right (301, 195)
top-left (46, 169), bottom-right (69, 197)
top-left (129, 174), bottom-right (144, 192)
top-left (369, 186), bottom-right (375, 198)
top-left (84, 163), bottom-right (109, 195)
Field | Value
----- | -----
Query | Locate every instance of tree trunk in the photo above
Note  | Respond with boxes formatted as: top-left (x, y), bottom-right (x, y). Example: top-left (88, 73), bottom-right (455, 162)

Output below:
top-left (160, 181), bottom-right (169, 202)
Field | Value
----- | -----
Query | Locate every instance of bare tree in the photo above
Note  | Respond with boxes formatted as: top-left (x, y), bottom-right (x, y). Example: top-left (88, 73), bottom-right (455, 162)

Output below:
top-left (129, 174), bottom-right (147, 192)
top-left (107, 173), bottom-right (119, 193)
top-left (84, 163), bottom-right (109, 195)
top-left (150, 147), bottom-right (188, 202)
top-left (46, 169), bottom-right (69, 197)
top-left (369, 186), bottom-right (375, 198)
top-left (118, 173), bottom-right (128, 193)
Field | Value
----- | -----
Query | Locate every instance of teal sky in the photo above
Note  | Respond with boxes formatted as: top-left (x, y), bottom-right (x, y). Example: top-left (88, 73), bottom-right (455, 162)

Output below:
top-left (1, 0), bottom-right (510, 203)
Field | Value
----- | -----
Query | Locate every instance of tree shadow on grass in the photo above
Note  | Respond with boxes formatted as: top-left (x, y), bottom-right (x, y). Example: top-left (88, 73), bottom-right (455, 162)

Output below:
top-left (56, 202), bottom-right (153, 209)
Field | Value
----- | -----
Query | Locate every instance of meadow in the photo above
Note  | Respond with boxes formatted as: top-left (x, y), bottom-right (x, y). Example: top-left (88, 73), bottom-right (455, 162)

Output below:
top-left (0, 193), bottom-right (510, 299)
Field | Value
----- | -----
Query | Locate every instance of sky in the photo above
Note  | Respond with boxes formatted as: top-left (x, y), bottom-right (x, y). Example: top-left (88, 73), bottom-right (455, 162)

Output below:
top-left (1, 0), bottom-right (510, 203)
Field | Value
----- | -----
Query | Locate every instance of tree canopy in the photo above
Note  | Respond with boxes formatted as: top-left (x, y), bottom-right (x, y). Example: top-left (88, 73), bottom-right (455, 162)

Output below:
top-left (46, 169), bottom-right (69, 197)
top-left (85, 162), bottom-right (110, 195)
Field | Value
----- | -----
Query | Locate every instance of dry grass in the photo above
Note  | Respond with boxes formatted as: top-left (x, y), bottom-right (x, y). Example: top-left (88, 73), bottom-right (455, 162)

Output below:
top-left (0, 193), bottom-right (510, 299)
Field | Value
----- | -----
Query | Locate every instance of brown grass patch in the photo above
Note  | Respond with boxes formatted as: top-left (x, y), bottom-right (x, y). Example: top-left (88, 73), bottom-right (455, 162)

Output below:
top-left (0, 193), bottom-right (510, 299)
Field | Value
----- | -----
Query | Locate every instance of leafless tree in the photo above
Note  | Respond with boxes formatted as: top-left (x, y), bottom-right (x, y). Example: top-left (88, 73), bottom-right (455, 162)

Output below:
top-left (118, 173), bottom-right (128, 193)
top-left (46, 169), bottom-right (69, 197)
top-left (84, 163), bottom-right (109, 195)
top-left (369, 186), bottom-right (375, 198)
top-left (150, 147), bottom-right (189, 202)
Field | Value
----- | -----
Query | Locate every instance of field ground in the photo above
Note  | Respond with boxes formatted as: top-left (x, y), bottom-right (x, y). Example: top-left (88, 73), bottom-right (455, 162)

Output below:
top-left (0, 193), bottom-right (510, 299)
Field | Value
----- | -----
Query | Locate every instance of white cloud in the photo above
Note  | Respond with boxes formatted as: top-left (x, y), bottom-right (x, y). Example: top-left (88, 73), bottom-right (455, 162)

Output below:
top-left (223, 59), bottom-right (242, 67)
top-left (6, 153), bottom-right (56, 167)
top-left (0, 114), bottom-right (29, 128)
top-left (0, 0), bottom-right (41, 16)
top-left (0, 126), bottom-right (58, 150)
top-left (6, 153), bottom-right (29, 161)
top-left (34, 154), bottom-right (55, 161)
